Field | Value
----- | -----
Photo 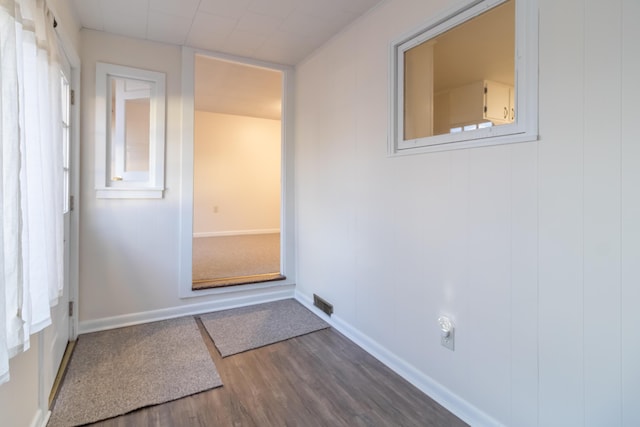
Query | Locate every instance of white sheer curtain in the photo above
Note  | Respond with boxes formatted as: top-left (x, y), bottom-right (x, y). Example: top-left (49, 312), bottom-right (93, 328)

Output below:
top-left (0, 0), bottom-right (63, 385)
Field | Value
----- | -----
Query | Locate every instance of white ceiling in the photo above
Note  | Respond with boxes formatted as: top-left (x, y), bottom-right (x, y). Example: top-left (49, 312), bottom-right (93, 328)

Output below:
top-left (195, 55), bottom-right (282, 120)
top-left (71, 0), bottom-right (383, 65)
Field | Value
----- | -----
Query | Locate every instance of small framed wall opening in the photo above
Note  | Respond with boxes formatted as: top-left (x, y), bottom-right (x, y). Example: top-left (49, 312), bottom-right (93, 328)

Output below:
top-left (389, 0), bottom-right (538, 155)
top-left (94, 63), bottom-right (166, 198)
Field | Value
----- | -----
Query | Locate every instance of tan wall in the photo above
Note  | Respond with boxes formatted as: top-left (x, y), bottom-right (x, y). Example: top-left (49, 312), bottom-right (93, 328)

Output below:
top-left (0, 347), bottom-right (40, 427)
top-left (403, 41), bottom-right (434, 139)
top-left (193, 111), bottom-right (281, 236)
top-left (49, 0), bottom-right (81, 52)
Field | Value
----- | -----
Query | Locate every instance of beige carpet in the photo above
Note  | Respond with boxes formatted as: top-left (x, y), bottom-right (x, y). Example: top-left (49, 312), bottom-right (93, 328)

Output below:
top-left (200, 299), bottom-right (330, 357)
top-left (48, 317), bottom-right (223, 426)
top-left (192, 233), bottom-right (281, 288)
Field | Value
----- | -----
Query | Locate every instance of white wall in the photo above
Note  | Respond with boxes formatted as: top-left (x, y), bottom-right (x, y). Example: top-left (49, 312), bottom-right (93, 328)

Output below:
top-left (193, 111), bottom-right (281, 236)
top-left (78, 30), bottom-right (293, 330)
top-left (294, 0), bottom-right (640, 426)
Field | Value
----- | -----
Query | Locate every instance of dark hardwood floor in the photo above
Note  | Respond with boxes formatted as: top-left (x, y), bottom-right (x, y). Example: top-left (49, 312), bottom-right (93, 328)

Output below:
top-left (88, 318), bottom-right (468, 426)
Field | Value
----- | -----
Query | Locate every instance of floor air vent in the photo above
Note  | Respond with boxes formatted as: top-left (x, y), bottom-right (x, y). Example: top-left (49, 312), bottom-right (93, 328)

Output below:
top-left (313, 294), bottom-right (333, 316)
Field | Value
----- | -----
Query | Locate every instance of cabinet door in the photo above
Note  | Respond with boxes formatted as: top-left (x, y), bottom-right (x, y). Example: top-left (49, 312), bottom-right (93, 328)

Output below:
top-left (484, 81), bottom-right (511, 123)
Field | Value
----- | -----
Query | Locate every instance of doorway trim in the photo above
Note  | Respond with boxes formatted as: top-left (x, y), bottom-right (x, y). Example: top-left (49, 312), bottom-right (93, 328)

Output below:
top-left (178, 47), bottom-right (295, 299)
top-left (53, 25), bottom-right (81, 341)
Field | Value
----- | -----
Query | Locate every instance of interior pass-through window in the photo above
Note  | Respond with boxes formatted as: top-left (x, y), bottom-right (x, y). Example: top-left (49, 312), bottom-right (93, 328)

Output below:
top-left (390, 0), bottom-right (538, 155)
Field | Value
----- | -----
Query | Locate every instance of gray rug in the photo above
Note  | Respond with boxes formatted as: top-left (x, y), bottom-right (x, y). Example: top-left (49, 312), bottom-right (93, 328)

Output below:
top-left (49, 316), bottom-right (223, 426)
top-left (200, 299), bottom-right (329, 357)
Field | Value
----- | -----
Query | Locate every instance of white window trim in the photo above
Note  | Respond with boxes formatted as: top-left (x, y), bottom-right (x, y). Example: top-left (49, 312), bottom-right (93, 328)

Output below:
top-left (388, 0), bottom-right (538, 155)
top-left (94, 62), bottom-right (166, 198)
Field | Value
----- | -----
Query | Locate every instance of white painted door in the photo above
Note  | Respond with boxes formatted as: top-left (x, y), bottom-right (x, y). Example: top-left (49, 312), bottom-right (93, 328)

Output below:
top-left (42, 51), bottom-right (73, 399)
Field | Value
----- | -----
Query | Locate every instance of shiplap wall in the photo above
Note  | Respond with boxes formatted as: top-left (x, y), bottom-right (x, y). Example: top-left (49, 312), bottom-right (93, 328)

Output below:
top-left (621, 1), bottom-right (640, 425)
top-left (295, 0), bottom-right (640, 425)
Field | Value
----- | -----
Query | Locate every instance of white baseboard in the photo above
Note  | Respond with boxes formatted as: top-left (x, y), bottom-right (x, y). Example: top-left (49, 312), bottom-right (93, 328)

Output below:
top-left (30, 409), bottom-right (48, 427)
top-left (79, 286), bottom-right (294, 334)
top-left (294, 291), bottom-right (504, 427)
top-left (193, 228), bottom-right (280, 238)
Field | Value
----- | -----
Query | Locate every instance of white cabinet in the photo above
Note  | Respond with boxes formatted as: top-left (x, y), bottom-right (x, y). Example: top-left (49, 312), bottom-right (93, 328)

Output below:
top-left (483, 80), bottom-right (514, 124)
top-left (446, 80), bottom-right (515, 128)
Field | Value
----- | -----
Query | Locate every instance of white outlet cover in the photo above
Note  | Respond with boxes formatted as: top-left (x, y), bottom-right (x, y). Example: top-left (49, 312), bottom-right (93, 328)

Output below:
top-left (441, 327), bottom-right (455, 351)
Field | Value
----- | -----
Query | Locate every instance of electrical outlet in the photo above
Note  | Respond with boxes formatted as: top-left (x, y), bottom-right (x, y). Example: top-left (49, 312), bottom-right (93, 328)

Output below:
top-left (438, 316), bottom-right (455, 351)
top-left (441, 327), bottom-right (455, 351)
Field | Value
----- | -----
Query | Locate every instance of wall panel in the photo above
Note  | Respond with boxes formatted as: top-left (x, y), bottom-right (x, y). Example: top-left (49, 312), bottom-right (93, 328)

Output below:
top-left (193, 111), bottom-right (281, 235)
top-left (509, 141), bottom-right (538, 427)
top-left (583, 0), bottom-right (622, 425)
top-left (537, 0), bottom-right (585, 424)
top-left (621, 0), bottom-right (640, 424)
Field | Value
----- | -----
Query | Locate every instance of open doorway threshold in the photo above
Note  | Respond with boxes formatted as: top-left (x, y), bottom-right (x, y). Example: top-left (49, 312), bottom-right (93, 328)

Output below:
top-left (193, 273), bottom-right (286, 290)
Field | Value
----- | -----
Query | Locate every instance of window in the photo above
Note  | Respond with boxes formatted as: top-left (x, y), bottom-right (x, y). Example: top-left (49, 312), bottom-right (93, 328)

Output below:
top-left (61, 71), bottom-right (71, 213)
top-left (95, 63), bottom-right (166, 198)
top-left (389, 0), bottom-right (538, 154)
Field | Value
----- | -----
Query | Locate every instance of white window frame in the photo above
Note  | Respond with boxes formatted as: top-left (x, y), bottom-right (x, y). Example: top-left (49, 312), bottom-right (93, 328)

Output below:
top-left (95, 62), bottom-right (166, 198)
top-left (61, 70), bottom-right (71, 213)
top-left (389, 0), bottom-right (538, 155)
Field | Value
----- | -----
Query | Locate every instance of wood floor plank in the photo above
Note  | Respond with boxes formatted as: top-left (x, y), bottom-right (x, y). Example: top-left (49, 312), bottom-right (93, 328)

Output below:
top-left (89, 321), bottom-right (467, 427)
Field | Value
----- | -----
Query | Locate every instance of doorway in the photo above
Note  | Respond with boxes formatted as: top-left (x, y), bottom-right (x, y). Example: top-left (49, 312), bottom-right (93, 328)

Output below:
top-left (191, 55), bottom-right (284, 290)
